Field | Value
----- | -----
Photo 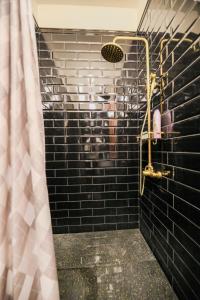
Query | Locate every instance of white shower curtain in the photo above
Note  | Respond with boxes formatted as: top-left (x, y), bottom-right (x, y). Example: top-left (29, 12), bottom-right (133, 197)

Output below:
top-left (0, 0), bottom-right (60, 299)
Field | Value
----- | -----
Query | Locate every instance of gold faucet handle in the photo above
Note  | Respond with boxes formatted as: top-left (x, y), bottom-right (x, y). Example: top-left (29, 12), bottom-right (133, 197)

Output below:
top-left (161, 170), bottom-right (171, 177)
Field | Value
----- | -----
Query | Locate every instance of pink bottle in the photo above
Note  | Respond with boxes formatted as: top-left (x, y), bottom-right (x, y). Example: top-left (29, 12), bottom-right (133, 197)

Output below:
top-left (153, 109), bottom-right (161, 139)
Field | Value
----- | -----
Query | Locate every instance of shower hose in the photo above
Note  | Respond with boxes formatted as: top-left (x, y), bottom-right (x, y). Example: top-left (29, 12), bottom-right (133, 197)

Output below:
top-left (139, 108), bottom-right (148, 196)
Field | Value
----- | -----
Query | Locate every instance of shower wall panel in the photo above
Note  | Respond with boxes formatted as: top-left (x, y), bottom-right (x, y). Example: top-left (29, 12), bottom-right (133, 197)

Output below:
top-left (138, 0), bottom-right (200, 299)
top-left (37, 29), bottom-right (140, 234)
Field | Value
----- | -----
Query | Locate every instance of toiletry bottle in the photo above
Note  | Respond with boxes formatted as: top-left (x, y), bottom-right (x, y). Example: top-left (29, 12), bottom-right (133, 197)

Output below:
top-left (153, 109), bottom-right (161, 139)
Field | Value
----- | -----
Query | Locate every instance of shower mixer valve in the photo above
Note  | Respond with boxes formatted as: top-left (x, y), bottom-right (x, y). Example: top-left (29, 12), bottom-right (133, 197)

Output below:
top-left (143, 165), bottom-right (170, 179)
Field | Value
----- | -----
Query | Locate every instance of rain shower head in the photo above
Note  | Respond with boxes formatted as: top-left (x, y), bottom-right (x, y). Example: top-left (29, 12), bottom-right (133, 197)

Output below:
top-left (101, 42), bottom-right (124, 63)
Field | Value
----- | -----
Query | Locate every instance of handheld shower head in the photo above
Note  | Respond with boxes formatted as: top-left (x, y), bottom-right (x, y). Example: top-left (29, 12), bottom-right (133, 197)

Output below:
top-left (101, 42), bottom-right (124, 63)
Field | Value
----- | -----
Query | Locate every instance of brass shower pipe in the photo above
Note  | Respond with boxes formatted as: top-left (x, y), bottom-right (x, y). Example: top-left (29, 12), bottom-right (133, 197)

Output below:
top-left (113, 36), bottom-right (151, 168)
top-left (112, 36), bottom-right (170, 196)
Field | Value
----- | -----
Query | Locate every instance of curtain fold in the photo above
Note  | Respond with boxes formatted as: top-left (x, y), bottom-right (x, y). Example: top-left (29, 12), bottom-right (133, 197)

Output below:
top-left (0, 0), bottom-right (60, 299)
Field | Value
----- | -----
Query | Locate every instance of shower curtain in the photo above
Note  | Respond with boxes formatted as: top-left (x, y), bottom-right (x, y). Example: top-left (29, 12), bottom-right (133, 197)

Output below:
top-left (0, 0), bottom-right (59, 299)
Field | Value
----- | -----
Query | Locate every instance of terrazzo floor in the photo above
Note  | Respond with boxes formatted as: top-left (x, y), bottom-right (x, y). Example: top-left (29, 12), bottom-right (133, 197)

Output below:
top-left (54, 229), bottom-right (177, 300)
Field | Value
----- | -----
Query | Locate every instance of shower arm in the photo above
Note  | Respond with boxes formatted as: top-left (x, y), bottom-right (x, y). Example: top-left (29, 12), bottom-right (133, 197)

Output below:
top-left (114, 36), bottom-right (170, 181)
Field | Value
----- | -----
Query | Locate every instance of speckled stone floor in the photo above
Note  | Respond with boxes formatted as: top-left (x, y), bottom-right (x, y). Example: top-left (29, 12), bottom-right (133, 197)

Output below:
top-left (54, 229), bottom-right (177, 300)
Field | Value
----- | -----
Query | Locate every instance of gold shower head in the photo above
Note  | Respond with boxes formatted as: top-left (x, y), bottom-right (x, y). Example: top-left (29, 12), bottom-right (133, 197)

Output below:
top-left (101, 42), bottom-right (124, 63)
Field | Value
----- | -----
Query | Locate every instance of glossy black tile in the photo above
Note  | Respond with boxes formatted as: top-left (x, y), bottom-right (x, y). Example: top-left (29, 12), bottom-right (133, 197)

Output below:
top-left (93, 192), bottom-right (116, 200)
top-left (81, 216), bottom-right (104, 225)
top-left (45, 128), bottom-right (65, 136)
top-left (105, 215), bottom-right (129, 223)
top-left (174, 58), bottom-right (200, 91)
top-left (46, 161), bottom-right (67, 169)
top-left (56, 185), bottom-right (80, 194)
top-left (93, 208), bottom-right (116, 216)
top-left (154, 227), bottom-right (173, 258)
top-left (43, 111), bottom-right (65, 119)
top-left (81, 185), bottom-right (104, 193)
top-left (168, 76), bottom-right (200, 110)
top-left (47, 177), bottom-right (67, 185)
top-left (56, 201), bottom-right (80, 210)
top-left (174, 195), bottom-right (200, 228)
top-left (152, 211), bottom-right (169, 239)
top-left (140, 210), bottom-right (153, 231)
top-left (80, 168), bottom-right (104, 176)
top-left (140, 200), bottom-right (151, 220)
top-left (56, 169), bottom-right (79, 177)
top-left (117, 190), bottom-right (138, 199)
top-left (117, 206), bottom-right (138, 215)
top-left (81, 200), bottom-right (104, 209)
top-left (174, 225), bottom-right (200, 266)
top-left (68, 161), bottom-right (91, 169)
top-left (172, 116), bottom-right (200, 136)
top-left (146, 190), bottom-right (168, 214)
top-left (57, 217), bottom-right (81, 226)
top-left (105, 168), bottom-right (127, 176)
top-left (46, 153), bottom-right (54, 161)
top-left (129, 214), bottom-right (138, 222)
top-left (141, 194), bottom-right (153, 212)
top-left (105, 184), bottom-right (128, 192)
top-left (146, 181), bottom-right (174, 207)
top-left (47, 186), bottom-right (55, 194)
top-left (117, 223), bottom-right (138, 230)
top-left (93, 224), bottom-right (116, 231)
top-left (150, 233), bottom-right (168, 264)
top-left (173, 96), bottom-right (200, 123)
top-left (105, 199), bottom-right (128, 208)
top-left (174, 167), bottom-right (200, 190)
top-left (168, 180), bottom-right (200, 209)
top-left (173, 135), bottom-right (200, 153)
top-left (168, 257), bottom-right (198, 300)
top-left (51, 209), bottom-right (68, 219)
top-left (93, 177), bottom-right (116, 184)
top-left (52, 226), bottom-right (68, 234)
top-left (69, 225), bottom-right (93, 233)
top-left (154, 207), bottom-right (173, 231)
top-left (69, 209), bottom-right (92, 217)
top-left (174, 253), bottom-right (200, 298)
top-left (168, 153), bottom-right (200, 172)
top-left (171, 229), bottom-right (200, 274)
top-left (68, 177), bottom-right (92, 185)
top-left (68, 193), bottom-right (92, 201)
top-left (168, 207), bottom-right (200, 246)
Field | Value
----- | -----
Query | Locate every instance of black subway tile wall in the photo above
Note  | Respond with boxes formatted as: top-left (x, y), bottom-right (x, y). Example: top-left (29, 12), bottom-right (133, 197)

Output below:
top-left (138, 0), bottom-right (200, 299)
top-left (37, 29), bottom-right (140, 234)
